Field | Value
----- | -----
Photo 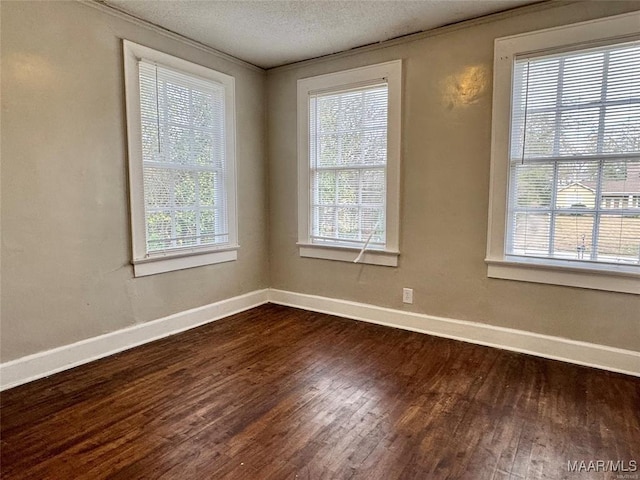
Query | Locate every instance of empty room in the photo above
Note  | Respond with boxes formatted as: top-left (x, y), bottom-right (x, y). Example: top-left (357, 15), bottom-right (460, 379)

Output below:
top-left (1, 0), bottom-right (639, 478)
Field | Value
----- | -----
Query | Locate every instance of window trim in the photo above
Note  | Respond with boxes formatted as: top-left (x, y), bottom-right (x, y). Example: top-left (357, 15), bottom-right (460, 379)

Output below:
top-left (123, 40), bottom-right (238, 277)
top-left (486, 12), bottom-right (640, 295)
top-left (297, 60), bottom-right (402, 267)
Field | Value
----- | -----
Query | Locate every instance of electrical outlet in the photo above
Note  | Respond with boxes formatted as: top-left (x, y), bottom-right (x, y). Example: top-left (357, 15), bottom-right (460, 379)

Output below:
top-left (402, 288), bottom-right (413, 304)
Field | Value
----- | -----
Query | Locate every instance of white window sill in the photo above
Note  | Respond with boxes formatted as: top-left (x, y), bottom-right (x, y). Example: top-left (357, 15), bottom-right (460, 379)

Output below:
top-left (298, 243), bottom-right (399, 267)
top-left (486, 256), bottom-right (639, 295)
top-left (133, 245), bottom-right (239, 277)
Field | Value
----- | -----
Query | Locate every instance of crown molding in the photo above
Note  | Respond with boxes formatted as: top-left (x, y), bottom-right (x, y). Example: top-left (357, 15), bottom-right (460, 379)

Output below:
top-left (78, 0), bottom-right (264, 73)
top-left (268, 1), bottom-right (580, 72)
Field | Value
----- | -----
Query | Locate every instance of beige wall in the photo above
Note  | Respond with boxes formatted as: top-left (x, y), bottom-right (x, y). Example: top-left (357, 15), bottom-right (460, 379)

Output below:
top-left (0, 1), bottom-right (269, 362)
top-left (2, 1), bottom-right (638, 365)
top-left (267, 1), bottom-right (640, 352)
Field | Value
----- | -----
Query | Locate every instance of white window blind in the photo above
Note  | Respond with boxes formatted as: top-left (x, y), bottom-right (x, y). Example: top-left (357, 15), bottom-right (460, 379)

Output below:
top-left (508, 41), bottom-right (640, 266)
top-left (309, 83), bottom-right (388, 249)
top-left (138, 60), bottom-right (228, 254)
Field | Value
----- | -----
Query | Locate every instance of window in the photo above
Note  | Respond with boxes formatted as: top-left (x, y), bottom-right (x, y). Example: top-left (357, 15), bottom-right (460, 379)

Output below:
top-left (123, 41), bottom-right (238, 276)
top-left (487, 12), bottom-right (640, 294)
top-left (297, 61), bottom-right (402, 266)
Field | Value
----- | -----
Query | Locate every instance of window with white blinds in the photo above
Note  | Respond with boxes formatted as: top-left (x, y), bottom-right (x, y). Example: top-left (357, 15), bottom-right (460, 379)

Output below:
top-left (139, 61), bottom-right (228, 253)
top-left (124, 41), bottom-right (237, 276)
top-left (508, 42), bottom-right (640, 266)
top-left (297, 61), bottom-right (402, 267)
top-left (309, 84), bottom-right (388, 249)
top-left (487, 12), bottom-right (639, 294)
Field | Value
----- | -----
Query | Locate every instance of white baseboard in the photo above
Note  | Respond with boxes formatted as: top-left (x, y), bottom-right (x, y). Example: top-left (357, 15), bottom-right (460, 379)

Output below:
top-left (0, 289), bottom-right (269, 391)
top-left (269, 289), bottom-right (640, 377)
top-left (2, 287), bottom-right (637, 391)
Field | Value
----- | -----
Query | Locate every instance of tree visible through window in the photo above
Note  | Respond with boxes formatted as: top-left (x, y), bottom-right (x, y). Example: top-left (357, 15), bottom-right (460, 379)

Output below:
top-left (297, 61), bottom-right (401, 266)
top-left (139, 62), bottom-right (228, 253)
top-left (508, 41), bottom-right (640, 265)
top-left (310, 85), bottom-right (387, 248)
top-left (124, 40), bottom-right (237, 276)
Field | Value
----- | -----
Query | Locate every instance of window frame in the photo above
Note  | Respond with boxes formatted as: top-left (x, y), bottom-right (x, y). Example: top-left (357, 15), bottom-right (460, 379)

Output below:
top-left (486, 12), bottom-right (640, 295)
top-left (297, 60), bottom-right (402, 267)
top-left (123, 40), bottom-right (238, 277)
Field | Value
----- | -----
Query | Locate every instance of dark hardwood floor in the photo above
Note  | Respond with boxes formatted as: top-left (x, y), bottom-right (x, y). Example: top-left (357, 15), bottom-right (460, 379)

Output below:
top-left (1, 304), bottom-right (638, 479)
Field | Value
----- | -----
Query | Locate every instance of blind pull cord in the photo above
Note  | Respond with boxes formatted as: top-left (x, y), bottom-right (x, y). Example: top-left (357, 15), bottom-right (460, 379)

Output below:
top-left (520, 60), bottom-right (530, 165)
top-left (354, 217), bottom-right (382, 264)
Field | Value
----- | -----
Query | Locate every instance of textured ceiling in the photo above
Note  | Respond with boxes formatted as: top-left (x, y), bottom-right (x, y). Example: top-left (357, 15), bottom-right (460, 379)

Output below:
top-left (103, 0), bottom-right (542, 69)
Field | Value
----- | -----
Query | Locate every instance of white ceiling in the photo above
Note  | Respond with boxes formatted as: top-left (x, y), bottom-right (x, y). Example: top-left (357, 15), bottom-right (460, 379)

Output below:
top-left (103, 0), bottom-right (542, 69)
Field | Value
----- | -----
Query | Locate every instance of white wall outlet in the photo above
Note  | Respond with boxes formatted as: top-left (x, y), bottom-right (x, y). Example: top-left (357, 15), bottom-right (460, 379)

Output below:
top-left (402, 288), bottom-right (413, 304)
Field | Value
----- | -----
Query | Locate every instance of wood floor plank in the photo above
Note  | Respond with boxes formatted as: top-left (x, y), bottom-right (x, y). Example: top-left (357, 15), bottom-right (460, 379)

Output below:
top-left (1, 304), bottom-right (638, 479)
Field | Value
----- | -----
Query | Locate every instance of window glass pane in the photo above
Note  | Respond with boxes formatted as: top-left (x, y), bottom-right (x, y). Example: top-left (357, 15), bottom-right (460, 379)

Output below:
top-left (601, 159), bottom-right (639, 209)
top-left (337, 207), bottom-right (359, 239)
top-left (193, 130), bottom-right (213, 166)
top-left (309, 84), bottom-right (388, 247)
top-left (597, 215), bottom-right (640, 264)
top-left (341, 131), bottom-right (363, 165)
top-left (513, 41), bottom-right (640, 160)
top-left (361, 207), bottom-right (385, 244)
top-left (141, 121), bottom-right (159, 160)
top-left (342, 92), bottom-right (364, 130)
top-left (175, 211), bottom-right (197, 247)
top-left (510, 212), bottom-right (551, 256)
top-left (164, 82), bottom-right (190, 125)
top-left (318, 134), bottom-right (339, 167)
top-left (361, 169), bottom-right (385, 205)
top-left (552, 213), bottom-right (593, 260)
top-left (559, 108), bottom-right (599, 156)
top-left (318, 96), bottom-right (340, 132)
top-left (166, 125), bottom-right (190, 165)
top-left (555, 162), bottom-right (598, 209)
top-left (603, 104), bottom-right (640, 154)
top-left (513, 163), bottom-right (553, 208)
top-left (363, 130), bottom-right (386, 165)
top-left (337, 170), bottom-right (358, 205)
top-left (315, 171), bottom-right (336, 205)
top-left (143, 167), bottom-right (171, 208)
top-left (364, 88), bottom-right (388, 127)
top-left (198, 171), bottom-right (216, 207)
top-left (192, 90), bottom-right (214, 128)
top-left (200, 210), bottom-right (216, 235)
top-left (526, 59), bottom-right (559, 109)
top-left (174, 171), bottom-right (196, 207)
top-left (521, 112), bottom-right (555, 159)
top-left (139, 62), bottom-right (228, 253)
top-left (314, 206), bottom-right (336, 238)
top-left (146, 211), bottom-right (172, 251)
top-left (606, 45), bottom-right (640, 101)
top-left (508, 41), bottom-right (640, 267)
top-left (561, 52), bottom-right (603, 106)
